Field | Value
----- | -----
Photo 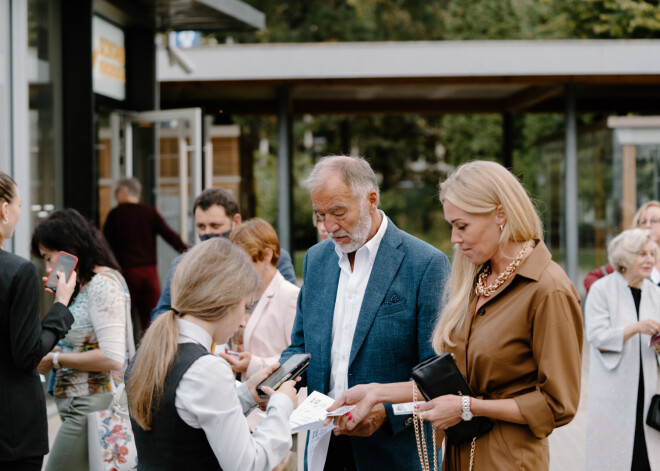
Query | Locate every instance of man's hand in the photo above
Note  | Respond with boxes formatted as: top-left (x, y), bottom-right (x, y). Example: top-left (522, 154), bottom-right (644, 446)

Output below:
top-left (333, 403), bottom-right (387, 437)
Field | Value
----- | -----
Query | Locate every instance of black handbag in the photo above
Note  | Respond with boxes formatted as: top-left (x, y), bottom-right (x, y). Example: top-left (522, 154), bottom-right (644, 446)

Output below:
top-left (412, 353), bottom-right (493, 444)
top-left (647, 394), bottom-right (660, 431)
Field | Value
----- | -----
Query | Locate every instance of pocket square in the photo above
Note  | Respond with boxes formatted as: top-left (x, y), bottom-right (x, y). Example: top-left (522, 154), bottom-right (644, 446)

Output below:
top-left (385, 294), bottom-right (401, 305)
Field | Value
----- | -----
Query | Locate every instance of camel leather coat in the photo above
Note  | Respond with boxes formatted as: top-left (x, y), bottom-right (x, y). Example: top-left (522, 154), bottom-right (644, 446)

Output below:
top-left (443, 240), bottom-right (583, 471)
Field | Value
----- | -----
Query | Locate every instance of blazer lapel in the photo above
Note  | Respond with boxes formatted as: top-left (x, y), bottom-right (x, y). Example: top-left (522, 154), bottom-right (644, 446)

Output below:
top-left (349, 220), bottom-right (404, 366)
top-left (307, 243), bottom-right (341, 392)
top-left (243, 275), bottom-right (277, 349)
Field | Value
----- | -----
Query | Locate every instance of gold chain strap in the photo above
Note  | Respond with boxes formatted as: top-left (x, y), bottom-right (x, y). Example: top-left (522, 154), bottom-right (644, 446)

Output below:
top-left (469, 436), bottom-right (476, 471)
top-left (412, 382), bottom-right (438, 471)
top-left (413, 382), bottom-right (477, 471)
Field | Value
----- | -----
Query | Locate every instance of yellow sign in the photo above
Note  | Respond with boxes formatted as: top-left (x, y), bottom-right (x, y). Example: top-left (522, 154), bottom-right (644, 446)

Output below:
top-left (92, 16), bottom-right (126, 100)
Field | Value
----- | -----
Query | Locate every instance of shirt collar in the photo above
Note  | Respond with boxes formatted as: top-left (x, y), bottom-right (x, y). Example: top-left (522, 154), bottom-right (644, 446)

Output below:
top-left (177, 317), bottom-right (214, 352)
top-left (334, 210), bottom-right (388, 266)
top-left (513, 239), bottom-right (552, 282)
top-left (651, 266), bottom-right (660, 284)
top-left (263, 270), bottom-right (283, 298)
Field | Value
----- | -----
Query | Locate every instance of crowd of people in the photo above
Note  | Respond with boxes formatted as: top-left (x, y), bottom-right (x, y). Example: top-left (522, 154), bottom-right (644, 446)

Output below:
top-left (1, 154), bottom-right (659, 471)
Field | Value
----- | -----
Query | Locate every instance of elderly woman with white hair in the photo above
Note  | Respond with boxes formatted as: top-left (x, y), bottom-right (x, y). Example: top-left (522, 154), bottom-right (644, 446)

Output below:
top-left (585, 228), bottom-right (660, 471)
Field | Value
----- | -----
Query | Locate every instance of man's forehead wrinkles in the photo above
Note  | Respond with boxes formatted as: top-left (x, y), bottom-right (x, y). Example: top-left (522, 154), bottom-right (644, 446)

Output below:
top-left (313, 203), bottom-right (347, 213)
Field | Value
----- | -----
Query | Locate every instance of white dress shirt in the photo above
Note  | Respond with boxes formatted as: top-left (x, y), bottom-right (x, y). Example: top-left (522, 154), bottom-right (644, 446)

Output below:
top-left (327, 211), bottom-right (388, 399)
top-left (174, 318), bottom-right (294, 471)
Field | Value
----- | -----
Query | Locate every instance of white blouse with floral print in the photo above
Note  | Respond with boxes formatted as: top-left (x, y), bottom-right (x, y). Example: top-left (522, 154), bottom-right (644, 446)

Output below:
top-left (53, 270), bottom-right (130, 398)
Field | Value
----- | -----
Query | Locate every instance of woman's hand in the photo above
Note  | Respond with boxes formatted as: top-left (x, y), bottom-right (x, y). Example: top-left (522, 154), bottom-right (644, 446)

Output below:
top-left (37, 352), bottom-right (54, 375)
top-left (245, 363), bottom-right (282, 405)
top-left (261, 380), bottom-right (299, 409)
top-left (324, 384), bottom-right (377, 429)
top-left (416, 395), bottom-right (463, 430)
top-left (636, 319), bottom-right (660, 336)
top-left (43, 270), bottom-right (77, 306)
top-left (219, 351), bottom-right (251, 374)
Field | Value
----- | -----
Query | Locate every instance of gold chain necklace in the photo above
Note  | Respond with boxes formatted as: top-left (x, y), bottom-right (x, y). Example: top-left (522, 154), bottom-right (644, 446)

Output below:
top-left (475, 241), bottom-right (533, 297)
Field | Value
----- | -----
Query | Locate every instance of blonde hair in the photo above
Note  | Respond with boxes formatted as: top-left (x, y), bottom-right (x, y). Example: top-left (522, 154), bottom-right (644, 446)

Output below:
top-left (608, 228), bottom-right (658, 272)
top-left (229, 218), bottom-right (281, 267)
top-left (127, 238), bottom-right (259, 430)
top-left (632, 201), bottom-right (660, 228)
top-left (432, 161), bottom-right (543, 352)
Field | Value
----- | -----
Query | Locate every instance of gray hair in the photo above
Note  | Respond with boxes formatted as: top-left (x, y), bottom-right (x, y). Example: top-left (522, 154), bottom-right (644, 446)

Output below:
top-left (116, 177), bottom-right (142, 199)
top-left (305, 156), bottom-right (380, 203)
top-left (608, 228), bottom-right (659, 272)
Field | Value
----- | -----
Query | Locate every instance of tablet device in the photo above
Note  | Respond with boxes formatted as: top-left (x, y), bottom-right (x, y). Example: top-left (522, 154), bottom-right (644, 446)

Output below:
top-left (256, 353), bottom-right (311, 398)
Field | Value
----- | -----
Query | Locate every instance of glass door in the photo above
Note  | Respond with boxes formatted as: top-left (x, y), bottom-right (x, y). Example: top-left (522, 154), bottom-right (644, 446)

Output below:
top-left (105, 108), bottom-right (205, 284)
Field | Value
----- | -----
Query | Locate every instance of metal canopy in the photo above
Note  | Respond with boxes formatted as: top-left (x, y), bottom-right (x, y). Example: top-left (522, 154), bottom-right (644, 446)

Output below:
top-left (103, 0), bottom-right (265, 32)
top-left (157, 40), bottom-right (660, 115)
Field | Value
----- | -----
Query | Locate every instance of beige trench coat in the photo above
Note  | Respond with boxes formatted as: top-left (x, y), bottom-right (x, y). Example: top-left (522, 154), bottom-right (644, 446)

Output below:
top-left (443, 240), bottom-right (583, 471)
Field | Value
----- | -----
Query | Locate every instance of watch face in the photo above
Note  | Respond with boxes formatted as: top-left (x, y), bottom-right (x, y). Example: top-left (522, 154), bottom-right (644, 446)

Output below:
top-left (461, 410), bottom-right (473, 421)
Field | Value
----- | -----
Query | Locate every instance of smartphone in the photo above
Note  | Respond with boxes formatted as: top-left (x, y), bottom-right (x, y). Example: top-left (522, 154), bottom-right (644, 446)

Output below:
top-left (256, 353), bottom-right (311, 398)
top-left (45, 251), bottom-right (78, 291)
top-left (225, 348), bottom-right (241, 359)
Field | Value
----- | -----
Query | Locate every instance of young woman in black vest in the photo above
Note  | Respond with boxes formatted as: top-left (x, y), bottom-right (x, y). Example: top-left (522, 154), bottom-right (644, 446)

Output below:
top-left (126, 237), bottom-right (297, 470)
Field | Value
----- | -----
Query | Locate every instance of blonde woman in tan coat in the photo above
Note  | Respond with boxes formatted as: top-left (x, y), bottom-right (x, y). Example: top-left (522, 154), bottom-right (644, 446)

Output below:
top-left (326, 161), bottom-right (583, 471)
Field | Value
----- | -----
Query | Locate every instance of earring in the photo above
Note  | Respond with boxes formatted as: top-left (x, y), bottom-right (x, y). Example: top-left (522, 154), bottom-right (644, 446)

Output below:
top-left (2, 217), bottom-right (7, 224)
top-left (499, 224), bottom-right (504, 232)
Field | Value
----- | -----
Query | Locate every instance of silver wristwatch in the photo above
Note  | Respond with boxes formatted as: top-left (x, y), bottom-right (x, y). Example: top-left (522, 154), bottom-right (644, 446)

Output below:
top-left (460, 395), bottom-right (473, 421)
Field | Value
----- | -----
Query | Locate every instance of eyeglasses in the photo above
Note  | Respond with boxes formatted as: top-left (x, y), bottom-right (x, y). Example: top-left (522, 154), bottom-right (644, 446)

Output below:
top-left (640, 218), bottom-right (660, 226)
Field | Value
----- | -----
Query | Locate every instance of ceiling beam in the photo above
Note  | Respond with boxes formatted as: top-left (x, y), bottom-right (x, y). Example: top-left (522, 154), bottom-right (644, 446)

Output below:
top-left (505, 85), bottom-right (564, 112)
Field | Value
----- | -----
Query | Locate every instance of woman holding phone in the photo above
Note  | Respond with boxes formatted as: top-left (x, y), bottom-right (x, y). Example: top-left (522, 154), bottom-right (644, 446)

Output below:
top-left (223, 218), bottom-right (300, 382)
top-left (126, 237), bottom-right (297, 470)
top-left (0, 172), bottom-right (76, 471)
top-left (32, 208), bottom-right (133, 471)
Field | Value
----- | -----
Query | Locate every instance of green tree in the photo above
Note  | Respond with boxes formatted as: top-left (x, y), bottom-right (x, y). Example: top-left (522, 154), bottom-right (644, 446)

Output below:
top-left (519, 0), bottom-right (660, 39)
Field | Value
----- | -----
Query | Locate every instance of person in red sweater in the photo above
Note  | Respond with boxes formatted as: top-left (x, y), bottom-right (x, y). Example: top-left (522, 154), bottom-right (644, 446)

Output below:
top-left (103, 177), bottom-right (188, 334)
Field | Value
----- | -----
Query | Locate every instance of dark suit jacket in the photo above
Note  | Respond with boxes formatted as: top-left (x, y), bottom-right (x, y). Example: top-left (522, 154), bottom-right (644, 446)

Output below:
top-left (0, 250), bottom-right (73, 462)
top-left (281, 218), bottom-right (450, 470)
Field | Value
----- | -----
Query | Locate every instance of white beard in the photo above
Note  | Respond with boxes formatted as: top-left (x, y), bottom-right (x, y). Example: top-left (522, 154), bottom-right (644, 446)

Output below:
top-left (329, 206), bottom-right (373, 254)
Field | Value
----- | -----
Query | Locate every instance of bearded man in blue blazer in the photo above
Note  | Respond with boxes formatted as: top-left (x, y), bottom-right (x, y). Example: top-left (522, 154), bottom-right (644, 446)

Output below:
top-left (280, 156), bottom-right (450, 471)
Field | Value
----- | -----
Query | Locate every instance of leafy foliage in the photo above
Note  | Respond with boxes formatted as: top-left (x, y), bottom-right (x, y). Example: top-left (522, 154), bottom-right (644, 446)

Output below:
top-left (233, 0), bottom-right (660, 257)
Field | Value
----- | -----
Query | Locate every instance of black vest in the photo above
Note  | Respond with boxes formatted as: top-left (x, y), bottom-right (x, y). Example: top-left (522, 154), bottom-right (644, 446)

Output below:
top-left (127, 343), bottom-right (222, 471)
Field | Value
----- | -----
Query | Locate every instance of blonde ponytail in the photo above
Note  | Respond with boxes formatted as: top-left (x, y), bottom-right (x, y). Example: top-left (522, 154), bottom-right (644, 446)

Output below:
top-left (127, 311), bottom-right (179, 430)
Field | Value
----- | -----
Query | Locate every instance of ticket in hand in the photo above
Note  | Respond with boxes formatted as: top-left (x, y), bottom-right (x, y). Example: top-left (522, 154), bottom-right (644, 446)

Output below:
top-left (325, 405), bottom-right (356, 417)
top-left (392, 401), bottom-right (426, 415)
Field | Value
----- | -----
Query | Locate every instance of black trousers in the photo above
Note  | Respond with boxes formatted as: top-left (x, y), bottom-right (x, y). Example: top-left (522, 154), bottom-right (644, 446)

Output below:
top-left (323, 434), bottom-right (358, 471)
